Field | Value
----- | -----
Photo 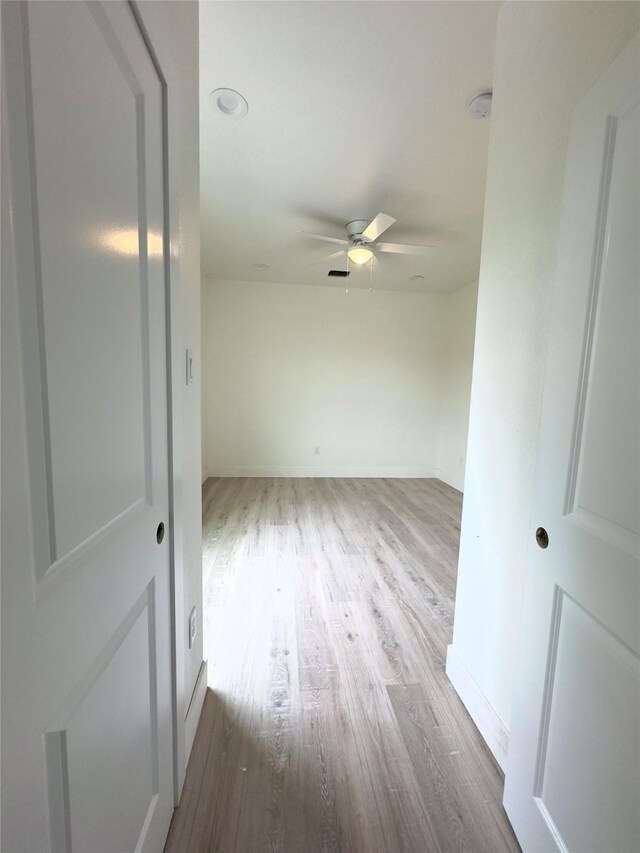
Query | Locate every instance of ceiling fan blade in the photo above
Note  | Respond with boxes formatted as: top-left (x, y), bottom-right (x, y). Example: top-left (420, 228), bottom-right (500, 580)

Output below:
top-left (362, 212), bottom-right (396, 242)
top-left (307, 249), bottom-right (346, 267)
top-left (376, 242), bottom-right (435, 257)
top-left (297, 231), bottom-right (348, 245)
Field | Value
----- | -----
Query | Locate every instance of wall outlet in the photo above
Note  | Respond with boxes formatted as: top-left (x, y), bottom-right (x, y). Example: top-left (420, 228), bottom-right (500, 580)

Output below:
top-left (188, 606), bottom-right (197, 649)
top-left (314, 446), bottom-right (320, 455)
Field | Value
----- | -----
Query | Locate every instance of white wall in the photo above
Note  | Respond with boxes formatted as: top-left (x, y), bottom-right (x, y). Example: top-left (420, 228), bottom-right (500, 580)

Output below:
top-left (437, 281), bottom-right (478, 491)
top-left (203, 278), bottom-right (468, 478)
top-left (447, 0), bottom-right (640, 768)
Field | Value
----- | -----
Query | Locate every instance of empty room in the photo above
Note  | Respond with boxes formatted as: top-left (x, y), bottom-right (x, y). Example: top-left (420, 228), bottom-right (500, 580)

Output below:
top-left (1, 2), bottom-right (639, 853)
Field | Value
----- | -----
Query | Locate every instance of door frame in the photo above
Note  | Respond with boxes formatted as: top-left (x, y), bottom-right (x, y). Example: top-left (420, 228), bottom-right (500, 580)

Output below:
top-left (128, 0), bottom-right (190, 804)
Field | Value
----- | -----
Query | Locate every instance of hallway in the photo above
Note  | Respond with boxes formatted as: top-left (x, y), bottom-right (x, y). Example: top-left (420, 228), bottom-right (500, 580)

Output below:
top-left (165, 478), bottom-right (519, 852)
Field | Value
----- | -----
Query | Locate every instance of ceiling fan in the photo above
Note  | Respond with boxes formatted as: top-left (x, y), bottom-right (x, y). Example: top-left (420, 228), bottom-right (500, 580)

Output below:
top-left (297, 213), bottom-right (434, 268)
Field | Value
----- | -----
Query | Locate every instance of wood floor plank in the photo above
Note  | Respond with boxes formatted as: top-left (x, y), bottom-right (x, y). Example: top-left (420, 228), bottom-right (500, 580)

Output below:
top-left (165, 478), bottom-right (520, 853)
top-left (298, 688), bottom-right (346, 853)
top-left (295, 557), bottom-right (340, 692)
top-left (388, 682), bottom-right (519, 853)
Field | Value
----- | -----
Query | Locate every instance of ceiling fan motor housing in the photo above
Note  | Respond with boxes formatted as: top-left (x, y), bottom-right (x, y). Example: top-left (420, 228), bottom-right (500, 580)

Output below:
top-left (345, 220), bottom-right (373, 244)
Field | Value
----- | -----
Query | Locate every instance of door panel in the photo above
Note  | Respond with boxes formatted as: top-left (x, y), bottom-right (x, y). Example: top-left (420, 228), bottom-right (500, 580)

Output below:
top-left (46, 584), bottom-right (158, 853)
top-left (1, 3), bottom-right (174, 851)
top-left (534, 593), bottom-right (639, 853)
top-left (33, 4), bottom-right (148, 563)
top-left (27, 0), bottom-right (152, 574)
top-left (504, 34), bottom-right (640, 853)
top-left (568, 101), bottom-right (640, 551)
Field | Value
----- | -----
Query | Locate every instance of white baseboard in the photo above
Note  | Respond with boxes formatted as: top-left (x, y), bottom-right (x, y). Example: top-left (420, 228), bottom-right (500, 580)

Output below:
top-left (202, 469), bottom-right (210, 485)
top-left (207, 465), bottom-right (440, 478)
top-left (435, 467), bottom-right (464, 493)
top-left (446, 644), bottom-right (509, 770)
top-left (206, 466), bottom-right (464, 488)
top-left (184, 659), bottom-right (208, 762)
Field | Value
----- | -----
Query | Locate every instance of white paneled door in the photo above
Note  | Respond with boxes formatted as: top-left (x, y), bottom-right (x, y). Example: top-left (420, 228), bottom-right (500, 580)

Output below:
top-left (504, 34), bottom-right (640, 853)
top-left (1, 2), bottom-right (174, 851)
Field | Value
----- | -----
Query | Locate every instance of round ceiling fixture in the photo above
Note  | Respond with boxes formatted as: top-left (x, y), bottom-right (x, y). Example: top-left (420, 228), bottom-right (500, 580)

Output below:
top-left (348, 247), bottom-right (373, 265)
top-left (467, 90), bottom-right (492, 119)
top-left (210, 88), bottom-right (248, 119)
top-left (252, 263), bottom-right (269, 270)
top-left (410, 274), bottom-right (425, 281)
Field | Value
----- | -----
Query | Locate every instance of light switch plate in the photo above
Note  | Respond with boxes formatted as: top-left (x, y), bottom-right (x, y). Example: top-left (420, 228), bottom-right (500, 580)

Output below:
top-left (188, 606), bottom-right (197, 649)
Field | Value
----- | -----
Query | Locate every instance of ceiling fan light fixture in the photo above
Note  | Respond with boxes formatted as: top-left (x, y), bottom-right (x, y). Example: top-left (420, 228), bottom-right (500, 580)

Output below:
top-left (347, 247), bottom-right (373, 265)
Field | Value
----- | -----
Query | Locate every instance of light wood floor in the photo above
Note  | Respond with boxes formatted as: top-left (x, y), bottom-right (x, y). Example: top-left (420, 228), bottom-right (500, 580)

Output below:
top-left (165, 478), bottom-right (520, 853)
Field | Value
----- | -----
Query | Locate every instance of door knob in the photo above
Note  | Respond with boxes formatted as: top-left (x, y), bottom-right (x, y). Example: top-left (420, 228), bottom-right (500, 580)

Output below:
top-left (156, 522), bottom-right (165, 544)
top-left (535, 526), bottom-right (549, 549)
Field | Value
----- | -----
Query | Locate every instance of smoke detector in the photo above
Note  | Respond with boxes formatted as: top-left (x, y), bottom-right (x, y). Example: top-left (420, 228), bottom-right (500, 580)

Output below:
top-left (467, 90), bottom-right (492, 119)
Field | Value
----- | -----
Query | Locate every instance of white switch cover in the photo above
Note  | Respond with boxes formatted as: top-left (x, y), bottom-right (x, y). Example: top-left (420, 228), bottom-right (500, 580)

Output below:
top-left (188, 606), bottom-right (197, 649)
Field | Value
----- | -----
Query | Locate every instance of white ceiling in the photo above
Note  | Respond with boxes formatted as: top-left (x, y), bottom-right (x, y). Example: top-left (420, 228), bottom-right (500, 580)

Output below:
top-left (200, 1), bottom-right (501, 292)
